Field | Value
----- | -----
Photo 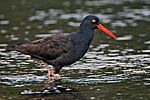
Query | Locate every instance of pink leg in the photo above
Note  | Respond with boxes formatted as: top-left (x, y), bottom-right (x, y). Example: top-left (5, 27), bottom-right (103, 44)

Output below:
top-left (41, 61), bottom-right (61, 80)
top-left (42, 62), bottom-right (54, 79)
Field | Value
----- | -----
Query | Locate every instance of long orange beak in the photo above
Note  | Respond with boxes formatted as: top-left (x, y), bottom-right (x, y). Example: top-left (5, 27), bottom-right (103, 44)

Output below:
top-left (97, 24), bottom-right (116, 39)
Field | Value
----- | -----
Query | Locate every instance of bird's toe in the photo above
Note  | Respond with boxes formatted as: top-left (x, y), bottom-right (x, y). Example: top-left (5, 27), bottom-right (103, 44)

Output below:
top-left (53, 74), bottom-right (61, 80)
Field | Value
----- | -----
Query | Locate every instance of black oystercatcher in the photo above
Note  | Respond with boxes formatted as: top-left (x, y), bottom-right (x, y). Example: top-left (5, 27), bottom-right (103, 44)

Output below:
top-left (14, 15), bottom-right (116, 80)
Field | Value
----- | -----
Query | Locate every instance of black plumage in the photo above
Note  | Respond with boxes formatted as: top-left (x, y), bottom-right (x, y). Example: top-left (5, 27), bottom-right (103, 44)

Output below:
top-left (14, 15), bottom-right (116, 79)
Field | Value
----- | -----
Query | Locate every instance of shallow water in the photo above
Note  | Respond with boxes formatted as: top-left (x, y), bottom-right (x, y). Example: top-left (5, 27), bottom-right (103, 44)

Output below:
top-left (0, 0), bottom-right (150, 100)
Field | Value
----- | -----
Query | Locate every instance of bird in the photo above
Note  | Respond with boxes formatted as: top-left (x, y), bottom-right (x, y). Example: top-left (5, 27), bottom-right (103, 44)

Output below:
top-left (14, 15), bottom-right (116, 80)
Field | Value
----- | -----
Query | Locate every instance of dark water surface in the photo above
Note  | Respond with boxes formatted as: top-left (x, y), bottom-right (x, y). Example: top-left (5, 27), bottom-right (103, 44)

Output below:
top-left (0, 0), bottom-right (150, 100)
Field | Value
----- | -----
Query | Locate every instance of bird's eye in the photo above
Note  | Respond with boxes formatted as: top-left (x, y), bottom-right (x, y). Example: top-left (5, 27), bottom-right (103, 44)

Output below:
top-left (91, 19), bottom-right (96, 23)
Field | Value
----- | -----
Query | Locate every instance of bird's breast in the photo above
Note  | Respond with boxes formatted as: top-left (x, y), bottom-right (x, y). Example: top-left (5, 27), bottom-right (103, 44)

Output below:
top-left (69, 43), bottom-right (89, 61)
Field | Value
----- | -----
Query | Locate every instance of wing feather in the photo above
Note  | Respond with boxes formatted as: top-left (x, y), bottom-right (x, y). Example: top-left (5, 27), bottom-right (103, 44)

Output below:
top-left (15, 34), bottom-right (73, 60)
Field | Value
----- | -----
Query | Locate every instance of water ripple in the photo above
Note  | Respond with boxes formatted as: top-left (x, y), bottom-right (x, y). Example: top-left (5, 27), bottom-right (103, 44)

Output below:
top-left (0, 74), bottom-right (46, 85)
top-left (65, 75), bottom-right (129, 84)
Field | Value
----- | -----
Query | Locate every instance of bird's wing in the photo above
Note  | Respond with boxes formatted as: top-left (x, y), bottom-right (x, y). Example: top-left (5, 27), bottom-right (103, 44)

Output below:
top-left (15, 34), bottom-right (73, 60)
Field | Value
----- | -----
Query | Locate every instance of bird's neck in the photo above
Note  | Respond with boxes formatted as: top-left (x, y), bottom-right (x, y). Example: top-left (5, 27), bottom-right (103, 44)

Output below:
top-left (79, 26), bottom-right (94, 41)
top-left (79, 24), bottom-right (93, 32)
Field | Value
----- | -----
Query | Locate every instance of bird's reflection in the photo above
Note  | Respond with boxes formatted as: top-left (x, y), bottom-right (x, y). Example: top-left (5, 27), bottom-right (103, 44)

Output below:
top-left (21, 79), bottom-right (86, 100)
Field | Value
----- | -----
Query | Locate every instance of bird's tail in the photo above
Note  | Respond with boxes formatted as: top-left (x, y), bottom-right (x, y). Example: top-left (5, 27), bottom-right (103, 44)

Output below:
top-left (5, 42), bottom-right (24, 52)
top-left (5, 45), bottom-right (16, 52)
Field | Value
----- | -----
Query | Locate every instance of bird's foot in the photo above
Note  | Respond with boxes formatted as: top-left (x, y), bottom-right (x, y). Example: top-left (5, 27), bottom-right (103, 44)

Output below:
top-left (53, 74), bottom-right (61, 80)
top-left (47, 73), bottom-right (61, 81)
top-left (47, 69), bottom-right (54, 80)
top-left (40, 61), bottom-right (61, 81)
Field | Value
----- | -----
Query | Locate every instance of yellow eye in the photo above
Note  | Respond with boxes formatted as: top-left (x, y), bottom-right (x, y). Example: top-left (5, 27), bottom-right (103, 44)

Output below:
top-left (91, 19), bottom-right (96, 23)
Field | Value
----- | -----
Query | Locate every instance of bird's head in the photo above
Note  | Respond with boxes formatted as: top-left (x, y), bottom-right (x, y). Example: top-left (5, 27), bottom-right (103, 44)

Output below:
top-left (80, 15), bottom-right (116, 39)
